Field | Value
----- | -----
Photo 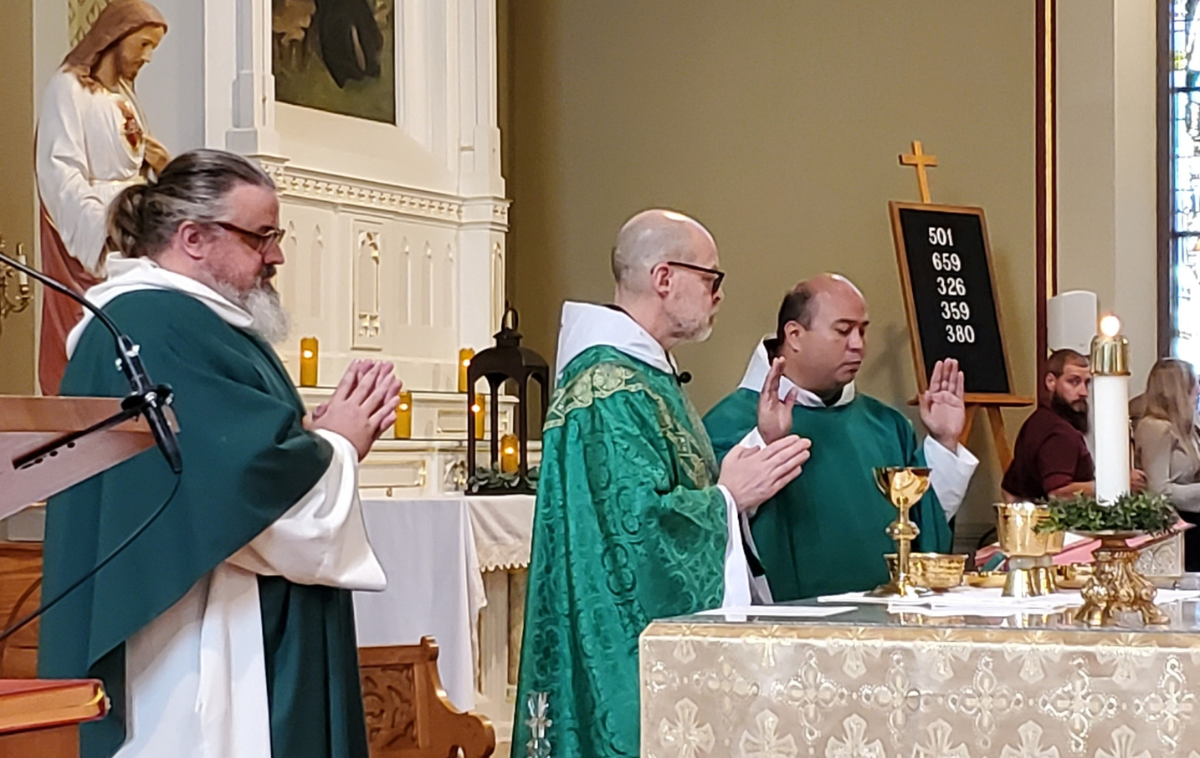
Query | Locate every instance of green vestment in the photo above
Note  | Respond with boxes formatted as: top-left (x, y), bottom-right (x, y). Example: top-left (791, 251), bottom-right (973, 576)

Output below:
top-left (513, 346), bottom-right (727, 758)
top-left (38, 290), bottom-right (369, 758)
top-left (704, 388), bottom-right (952, 600)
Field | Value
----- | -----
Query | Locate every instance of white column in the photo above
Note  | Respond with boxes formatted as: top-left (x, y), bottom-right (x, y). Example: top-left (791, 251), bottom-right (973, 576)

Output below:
top-left (1057, 0), bottom-right (1158, 385)
top-left (456, 0), bottom-right (508, 351)
top-left (459, 199), bottom-right (509, 350)
top-left (225, 0), bottom-right (281, 156)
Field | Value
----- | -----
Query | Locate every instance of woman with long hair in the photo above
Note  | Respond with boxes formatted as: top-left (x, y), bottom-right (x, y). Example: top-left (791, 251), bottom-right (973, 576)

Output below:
top-left (1134, 358), bottom-right (1200, 568)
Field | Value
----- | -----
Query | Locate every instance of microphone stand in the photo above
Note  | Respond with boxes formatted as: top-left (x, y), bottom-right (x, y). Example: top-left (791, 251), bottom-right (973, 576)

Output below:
top-left (0, 252), bottom-right (183, 473)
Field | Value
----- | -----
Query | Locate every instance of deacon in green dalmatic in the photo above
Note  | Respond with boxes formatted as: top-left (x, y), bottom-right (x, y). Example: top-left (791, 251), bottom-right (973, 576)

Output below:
top-left (705, 274), bottom-right (978, 600)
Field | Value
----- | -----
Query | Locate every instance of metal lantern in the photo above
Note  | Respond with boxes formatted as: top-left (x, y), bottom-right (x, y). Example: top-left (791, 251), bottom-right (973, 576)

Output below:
top-left (465, 306), bottom-right (549, 493)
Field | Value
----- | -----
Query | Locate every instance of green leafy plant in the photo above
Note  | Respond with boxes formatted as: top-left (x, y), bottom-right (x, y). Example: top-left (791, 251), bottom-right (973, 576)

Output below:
top-left (467, 464), bottom-right (539, 494)
top-left (1035, 491), bottom-right (1177, 534)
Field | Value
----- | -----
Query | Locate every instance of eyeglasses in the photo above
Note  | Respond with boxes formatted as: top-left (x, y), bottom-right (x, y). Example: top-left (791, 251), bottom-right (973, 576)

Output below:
top-left (666, 261), bottom-right (725, 294)
top-left (214, 221), bottom-right (286, 254)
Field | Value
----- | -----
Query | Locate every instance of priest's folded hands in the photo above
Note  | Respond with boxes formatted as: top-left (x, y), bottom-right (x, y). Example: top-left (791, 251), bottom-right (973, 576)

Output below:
top-left (306, 359), bottom-right (403, 459)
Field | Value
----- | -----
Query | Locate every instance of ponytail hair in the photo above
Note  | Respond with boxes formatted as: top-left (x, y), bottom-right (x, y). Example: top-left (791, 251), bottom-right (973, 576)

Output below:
top-left (107, 149), bottom-right (275, 259)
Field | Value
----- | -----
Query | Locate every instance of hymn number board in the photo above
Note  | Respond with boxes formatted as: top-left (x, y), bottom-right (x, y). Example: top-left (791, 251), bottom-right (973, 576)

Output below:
top-left (889, 202), bottom-right (1014, 398)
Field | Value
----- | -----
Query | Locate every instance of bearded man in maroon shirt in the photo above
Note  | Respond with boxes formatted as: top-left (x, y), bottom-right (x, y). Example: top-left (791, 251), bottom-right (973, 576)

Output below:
top-left (1003, 349), bottom-right (1145, 501)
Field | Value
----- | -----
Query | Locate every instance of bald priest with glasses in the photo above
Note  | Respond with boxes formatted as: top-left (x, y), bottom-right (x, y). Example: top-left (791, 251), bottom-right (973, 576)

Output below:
top-left (514, 209), bottom-right (812, 758)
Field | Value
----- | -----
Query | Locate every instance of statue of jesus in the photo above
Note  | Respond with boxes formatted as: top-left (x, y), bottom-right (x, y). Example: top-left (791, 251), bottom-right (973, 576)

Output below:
top-left (36, 0), bottom-right (169, 395)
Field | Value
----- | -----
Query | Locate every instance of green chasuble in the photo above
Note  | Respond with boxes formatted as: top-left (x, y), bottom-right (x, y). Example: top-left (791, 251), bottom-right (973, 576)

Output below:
top-left (704, 388), bottom-right (952, 601)
top-left (514, 346), bottom-right (727, 758)
top-left (39, 290), bottom-right (369, 758)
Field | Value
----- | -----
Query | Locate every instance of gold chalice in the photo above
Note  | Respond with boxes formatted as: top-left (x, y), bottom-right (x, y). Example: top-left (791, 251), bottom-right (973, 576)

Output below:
top-left (869, 466), bottom-right (933, 598)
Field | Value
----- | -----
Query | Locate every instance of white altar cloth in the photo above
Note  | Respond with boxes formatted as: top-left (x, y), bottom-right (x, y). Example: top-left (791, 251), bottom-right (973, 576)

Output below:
top-left (352, 494), bottom-right (536, 712)
top-left (467, 494), bottom-right (536, 572)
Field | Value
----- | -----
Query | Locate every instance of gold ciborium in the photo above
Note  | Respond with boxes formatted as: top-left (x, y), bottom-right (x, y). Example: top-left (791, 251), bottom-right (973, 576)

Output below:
top-left (995, 502), bottom-right (1064, 598)
top-left (869, 467), bottom-right (933, 598)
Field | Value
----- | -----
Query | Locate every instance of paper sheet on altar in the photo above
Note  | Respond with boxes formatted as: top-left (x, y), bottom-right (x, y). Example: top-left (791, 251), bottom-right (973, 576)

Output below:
top-left (696, 605), bottom-right (856, 619)
top-left (817, 586), bottom-right (1200, 616)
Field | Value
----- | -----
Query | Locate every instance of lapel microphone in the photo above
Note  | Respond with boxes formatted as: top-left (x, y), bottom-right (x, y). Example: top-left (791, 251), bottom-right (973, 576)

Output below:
top-left (678, 371), bottom-right (692, 385)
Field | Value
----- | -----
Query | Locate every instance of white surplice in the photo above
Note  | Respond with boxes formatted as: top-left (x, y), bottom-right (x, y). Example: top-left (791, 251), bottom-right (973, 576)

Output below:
top-left (67, 259), bottom-right (387, 758)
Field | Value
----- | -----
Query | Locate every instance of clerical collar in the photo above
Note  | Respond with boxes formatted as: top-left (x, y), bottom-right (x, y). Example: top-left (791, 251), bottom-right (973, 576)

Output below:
top-left (816, 387), bottom-right (845, 406)
top-left (554, 301), bottom-right (680, 379)
top-left (737, 337), bottom-right (856, 408)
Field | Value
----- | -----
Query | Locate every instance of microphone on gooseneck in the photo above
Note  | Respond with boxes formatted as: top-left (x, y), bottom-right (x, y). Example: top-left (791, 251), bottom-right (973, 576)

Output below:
top-left (0, 252), bottom-right (183, 474)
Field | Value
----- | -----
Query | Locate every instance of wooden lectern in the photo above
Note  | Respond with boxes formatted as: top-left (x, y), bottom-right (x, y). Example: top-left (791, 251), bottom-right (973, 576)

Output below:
top-left (0, 396), bottom-right (154, 758)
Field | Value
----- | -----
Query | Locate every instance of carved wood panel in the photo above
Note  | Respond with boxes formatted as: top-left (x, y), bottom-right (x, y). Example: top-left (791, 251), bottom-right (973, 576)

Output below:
top-left (359, 638), bottom-right (495, 758)
top-left (361, 662), bottom-right (420, 751)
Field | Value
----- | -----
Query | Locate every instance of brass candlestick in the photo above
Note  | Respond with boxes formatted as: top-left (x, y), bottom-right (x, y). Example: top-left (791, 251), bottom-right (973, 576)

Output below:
top-left (1076, 532), bottom-right (1169, 627)
top-left (869, 466), bottom-right (933, 598)
top-left (0, 239), bottom-right (32, 338)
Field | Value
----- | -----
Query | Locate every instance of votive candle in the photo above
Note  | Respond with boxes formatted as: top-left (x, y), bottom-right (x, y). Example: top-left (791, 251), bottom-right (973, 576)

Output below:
top-left (500, 434), bottom-right (519, 473)
top-left (299, 337), bottom-right (318, 387)
top-left (459, 348), bottom-right (475, 392)
top-left (394, 391), bottom-right (413, 439)
top-left (472, 394), bottom-right (486, 440)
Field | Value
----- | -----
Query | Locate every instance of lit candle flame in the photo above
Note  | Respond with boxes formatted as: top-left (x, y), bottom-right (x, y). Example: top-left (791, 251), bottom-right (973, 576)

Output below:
top-left (1099, 314), bottom-right (1121, 338)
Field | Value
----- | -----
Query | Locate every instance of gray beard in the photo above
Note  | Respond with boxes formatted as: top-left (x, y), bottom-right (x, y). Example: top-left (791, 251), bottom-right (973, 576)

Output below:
top-left (213, 281), bottom-right (291, 344)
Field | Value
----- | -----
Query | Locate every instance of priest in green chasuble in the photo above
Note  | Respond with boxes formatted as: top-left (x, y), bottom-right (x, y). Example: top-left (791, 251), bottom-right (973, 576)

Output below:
top-left (705, 274), bottom-right (978, 600)
top-left (38, 150), bottom-right (401, 758)
top-left (514, 210), bottom-right (813, 758)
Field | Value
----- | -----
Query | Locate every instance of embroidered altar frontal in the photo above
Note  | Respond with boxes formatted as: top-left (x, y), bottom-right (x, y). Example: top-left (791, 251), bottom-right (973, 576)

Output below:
top-left (640, 602), bottom-right (1200, 757)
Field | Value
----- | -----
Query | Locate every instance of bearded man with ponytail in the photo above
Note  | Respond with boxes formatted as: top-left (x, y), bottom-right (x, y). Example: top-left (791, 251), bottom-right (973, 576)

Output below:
top-left (38, 149), bottom-right (400, 758)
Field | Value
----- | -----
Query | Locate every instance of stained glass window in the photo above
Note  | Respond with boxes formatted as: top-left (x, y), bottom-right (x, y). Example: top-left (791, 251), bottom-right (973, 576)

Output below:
top-left (1170, 0), bottom-right (1200, 364)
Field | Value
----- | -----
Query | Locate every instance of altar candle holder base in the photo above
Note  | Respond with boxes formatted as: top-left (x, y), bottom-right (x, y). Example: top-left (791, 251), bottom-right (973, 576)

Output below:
top-left (1077, 535), bottom-right (1168, 627)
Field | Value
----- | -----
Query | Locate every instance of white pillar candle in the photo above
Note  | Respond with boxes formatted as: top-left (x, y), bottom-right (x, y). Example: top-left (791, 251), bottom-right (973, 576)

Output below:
top-left (1091, 315), bottom-right (1130, 503)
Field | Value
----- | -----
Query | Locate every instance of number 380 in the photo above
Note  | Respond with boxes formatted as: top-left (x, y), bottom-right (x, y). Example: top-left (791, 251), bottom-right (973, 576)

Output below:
top-left (946, 324), bottom-right (976, 343)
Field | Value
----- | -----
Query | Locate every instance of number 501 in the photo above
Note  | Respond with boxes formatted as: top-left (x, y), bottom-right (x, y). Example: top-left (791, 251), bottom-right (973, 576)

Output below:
top-left (928, 227), bottom-right (954, 246)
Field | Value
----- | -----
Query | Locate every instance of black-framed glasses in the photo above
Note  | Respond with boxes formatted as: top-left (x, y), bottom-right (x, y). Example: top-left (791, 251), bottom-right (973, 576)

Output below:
top-left (666, 261), bottom-right (725, 294)
top-left (214, 221), bottom-right (286, 254)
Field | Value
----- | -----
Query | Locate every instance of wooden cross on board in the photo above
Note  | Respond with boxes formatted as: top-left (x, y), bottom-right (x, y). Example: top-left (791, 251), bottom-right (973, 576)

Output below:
top-left (900, 140), bottom-right (938, 204)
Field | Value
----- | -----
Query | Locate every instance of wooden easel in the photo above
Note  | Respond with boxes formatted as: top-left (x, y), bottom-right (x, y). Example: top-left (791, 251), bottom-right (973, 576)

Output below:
top-left (897, 141), bottom-right (1033, 472)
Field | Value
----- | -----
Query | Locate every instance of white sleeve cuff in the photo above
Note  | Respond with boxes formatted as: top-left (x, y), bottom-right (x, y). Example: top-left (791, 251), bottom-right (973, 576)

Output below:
top-left (924, 437), bottom-right (979, 521)
top-left (716, 484), bottom-right (753, 608)
top-left (739, 428), bottom-right (767, 450)
top-left (226, 429), bottom-right (387, 591)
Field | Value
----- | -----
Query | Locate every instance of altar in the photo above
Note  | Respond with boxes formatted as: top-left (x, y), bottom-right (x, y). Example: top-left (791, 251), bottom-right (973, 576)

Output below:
top-left (640, 585), bottom-right (1200, 758)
